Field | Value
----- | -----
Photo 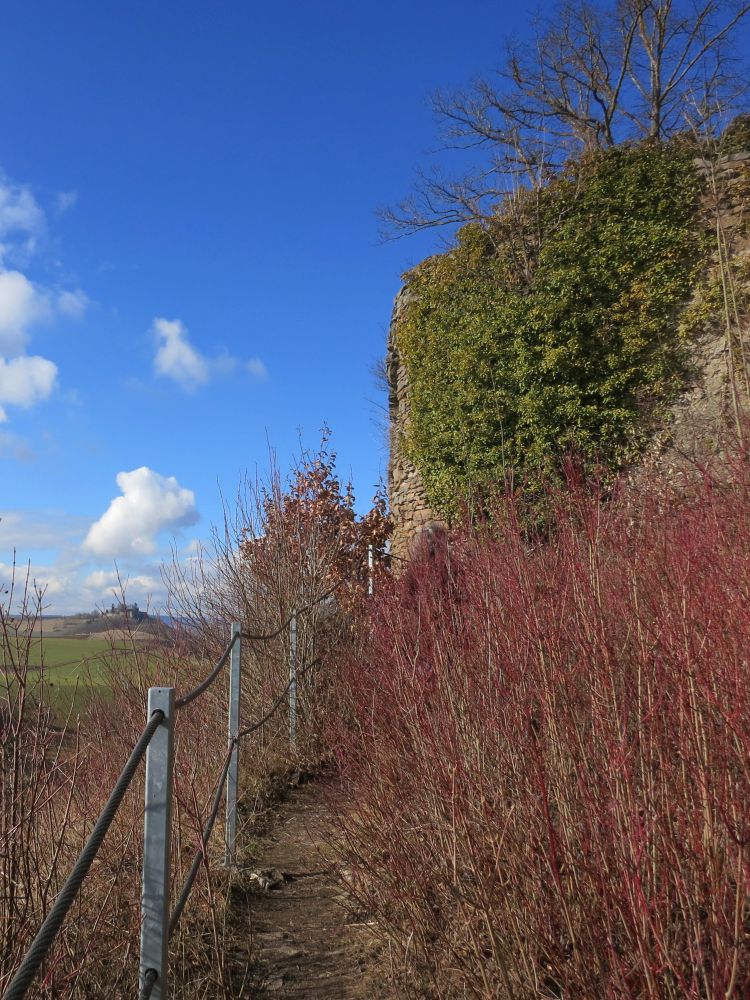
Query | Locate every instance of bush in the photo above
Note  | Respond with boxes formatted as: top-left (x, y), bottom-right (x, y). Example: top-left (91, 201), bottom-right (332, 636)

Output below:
top-left (396, 141), bottom-right (705, 517)
top-left (0, 437), bottom-right (391, 998)
top-left (331, 458), bottom-right (750, 998)
top-left (0, 579), bottom-right (251, 998)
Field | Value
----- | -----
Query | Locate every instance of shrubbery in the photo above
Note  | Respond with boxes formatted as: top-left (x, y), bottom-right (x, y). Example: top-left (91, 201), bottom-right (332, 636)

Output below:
top-left (0, 438), bottom-right (389, 998)
top-left (396, 141), bottom-right (706, 517)
top-left (331, 457), bottom-right (750, 998)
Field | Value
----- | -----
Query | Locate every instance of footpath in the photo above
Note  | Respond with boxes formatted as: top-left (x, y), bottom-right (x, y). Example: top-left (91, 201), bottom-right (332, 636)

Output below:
top-left (240, 779), bottom-right (396, 999)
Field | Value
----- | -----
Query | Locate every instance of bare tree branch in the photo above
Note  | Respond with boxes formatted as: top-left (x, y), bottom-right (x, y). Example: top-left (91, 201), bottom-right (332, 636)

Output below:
top-left (381, 0), bottom-right (749, 239)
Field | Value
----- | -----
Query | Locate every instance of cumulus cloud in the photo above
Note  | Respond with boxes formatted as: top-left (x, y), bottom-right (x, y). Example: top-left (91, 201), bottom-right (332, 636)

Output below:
top-left (152, 316), bottom-right (266, 390)
top-left (0, 560), bottom-right (73, 602)
top-left (0, 506), bottom-right (174, 615)
top-left (0, 273), bottom-right (85, 421)
top-left (0, 355), bottom-right (57, 422)
top-left (0, 272), bottom-right (88, 357)
top-left (0, 558), bottom-right (166, 615)
top-left (0, 173), bottom-right (90, 426)
top-left (83, 466), bottom-right (199, 558)
top-left (0, 179), bottom-right (45, 244)
top-left (153, 318), bottom-right (209, 389)
top-left (0, 269), bottom-right (48, 355)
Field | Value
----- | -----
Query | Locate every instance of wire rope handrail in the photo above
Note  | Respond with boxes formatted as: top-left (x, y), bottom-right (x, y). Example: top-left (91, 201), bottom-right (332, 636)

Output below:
top-left (4, 591), bottom-right (333, 1000)
top-left (168, 655), bottom-right (321, 938)
top-left (1, 710), bottom-right (165, 1000)
top-left (173, 579), bottom-right (341, 710)
top-left (239, 579), bottom-right (342, 643)
top-left (173, 631), bottom-right (239, 709)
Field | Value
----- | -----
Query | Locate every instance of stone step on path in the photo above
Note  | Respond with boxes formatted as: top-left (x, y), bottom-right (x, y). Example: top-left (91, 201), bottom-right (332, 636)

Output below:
top-left (241, 779), bottom-right (395, 999)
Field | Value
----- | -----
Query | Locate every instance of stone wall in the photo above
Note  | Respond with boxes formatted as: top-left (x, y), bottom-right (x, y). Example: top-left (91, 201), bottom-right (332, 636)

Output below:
top-left (647, 151), bottom-right (750, 478)
top-left (386, 150), bottom-right (750, 557)
top-left (386, 287), bottom-right (443, 562)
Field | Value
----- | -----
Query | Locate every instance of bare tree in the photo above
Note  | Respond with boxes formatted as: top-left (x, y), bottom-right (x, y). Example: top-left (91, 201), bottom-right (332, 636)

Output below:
top-left (380, 0), bottom-right (750, 237)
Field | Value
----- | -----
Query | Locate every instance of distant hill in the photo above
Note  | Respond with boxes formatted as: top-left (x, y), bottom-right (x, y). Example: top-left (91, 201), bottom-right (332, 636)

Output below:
top-left (35, 610), bottom-right (173, 640)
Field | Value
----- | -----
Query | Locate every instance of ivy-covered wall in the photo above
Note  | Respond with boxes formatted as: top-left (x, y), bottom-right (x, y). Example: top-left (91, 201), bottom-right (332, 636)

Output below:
top-left (392, 141), bottom-right (709, 521)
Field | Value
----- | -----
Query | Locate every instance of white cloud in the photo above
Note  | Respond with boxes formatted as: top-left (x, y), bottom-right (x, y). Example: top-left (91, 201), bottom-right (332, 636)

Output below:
top-left (56, 190), bottom-right (78, 214)
top-left (0, 174), bottom-right (90, 426)
top-left (57, 288), bottom-right (89, 318)
top-left (83, 466), bottom-right (199, 558)
top-left (0, 179), bottom-right (45, 243)
top-left (0, 560), bottom-right (72, 602)
top-left (0, 510), bottom-right (88, 550)
top-left (0, 269), bottom-right (49, 355)
top-left (151, 316), bottom-right (266, 391)
top-left (83, 569), bottom-right (158, 599)
top-left (0, 355), bottom-right (57, 422)
top-left (0, 507), bottom-right (173, 615)
top-left (153, 317), bottom-right (209, 389)
top-left (0, 558), bottom-right (166, 615)
top-left (0, 182), bottom-right (89, 424)
top-left (0, 275), bottom-right (89, 355)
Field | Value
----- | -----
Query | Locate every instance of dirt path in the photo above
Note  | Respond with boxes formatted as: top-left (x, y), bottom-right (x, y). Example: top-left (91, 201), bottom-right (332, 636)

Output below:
top-left (240, 779), bottom-right (395, 999)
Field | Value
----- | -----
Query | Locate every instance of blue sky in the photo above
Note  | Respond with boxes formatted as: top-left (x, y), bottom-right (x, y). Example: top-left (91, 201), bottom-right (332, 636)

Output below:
top-left (0, 0), bottom-right (539, 612)
top-left (1, 1), bottom-right (747, 613)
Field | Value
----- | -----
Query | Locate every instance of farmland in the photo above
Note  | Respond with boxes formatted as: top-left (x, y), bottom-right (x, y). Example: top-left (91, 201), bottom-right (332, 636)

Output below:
top-left (1, 634), bottom-right (135, 716)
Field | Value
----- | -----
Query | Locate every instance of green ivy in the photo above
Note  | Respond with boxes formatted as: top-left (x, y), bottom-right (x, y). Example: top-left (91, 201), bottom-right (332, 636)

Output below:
top-left (396, 142), bottom-right (706, 517)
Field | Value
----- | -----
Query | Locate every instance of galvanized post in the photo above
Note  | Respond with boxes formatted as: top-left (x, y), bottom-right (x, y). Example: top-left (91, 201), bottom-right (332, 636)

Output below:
top-left (368, 544), bottom-right (374, 597)
top-left (139, 687), bottom-right (175, 1000)
top-left (289, 613), bottom-right (297, 752)
top-left (225, 623), bottom-right (241, 868)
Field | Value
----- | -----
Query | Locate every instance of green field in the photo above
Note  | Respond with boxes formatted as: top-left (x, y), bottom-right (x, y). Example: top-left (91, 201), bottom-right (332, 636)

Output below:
top-left (25, 636), bottom-right (114, 667)
top-left (2, 636), bottom-right (132, 717)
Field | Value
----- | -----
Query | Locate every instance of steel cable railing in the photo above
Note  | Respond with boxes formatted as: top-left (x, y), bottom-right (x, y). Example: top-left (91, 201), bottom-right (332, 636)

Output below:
top-left (138, 967), bottom-right (159, 1000)
top-left (1, 710), bottom-right (165, 1000)
top-left (168, 745), bottom-right (233, 938)
top-left (168, 655), bottom-right (322, 939)
top-left (239, 580), bottom-right (342, 644)
top-left (173, 581), bottom-right (340, 710)
top-left (4, 583), bottom-right (340, 1000)
top-left (235, 656), bottom-right (320, 743)
top-left (174, 631), bottom-right (239, 709)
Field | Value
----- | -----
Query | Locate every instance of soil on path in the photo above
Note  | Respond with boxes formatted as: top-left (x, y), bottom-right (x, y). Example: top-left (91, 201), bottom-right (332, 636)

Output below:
top-left (240, 779), bottom-right (396, 999)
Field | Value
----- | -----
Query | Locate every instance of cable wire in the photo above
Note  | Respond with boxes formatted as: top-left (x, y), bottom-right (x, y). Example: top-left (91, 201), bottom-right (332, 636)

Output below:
top-left (175, 581), bottom-right (340, 710)
top-left (236, 657), bottom-right (320, 742)
top-left (174, 631), bottom-right (239, 710)
top-left (168, 656), bottom-right (321, 937)
top-left (5, 606), bottom-right (329, 1000)
top-left (169, 745), bottom-right (233, 937)
top-left (1, 710), bottom-right (165, 1000)
top-left (138, 967), bottom-right (158, 1000)
top-left (240, 580), bottom-right (343, 644)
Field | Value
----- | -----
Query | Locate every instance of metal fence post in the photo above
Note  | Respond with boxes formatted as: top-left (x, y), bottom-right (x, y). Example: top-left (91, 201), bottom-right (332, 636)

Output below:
top-left (140, 687), bottom-right (175, 1000)
top-left (289, 613), bottom-right (297, 752)
top-left (225, 623), bottom-right (241, 868)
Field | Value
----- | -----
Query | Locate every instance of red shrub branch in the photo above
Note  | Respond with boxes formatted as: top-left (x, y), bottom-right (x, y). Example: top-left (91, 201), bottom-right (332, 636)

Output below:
top-left (331, 460), bottom-right (750, 998)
